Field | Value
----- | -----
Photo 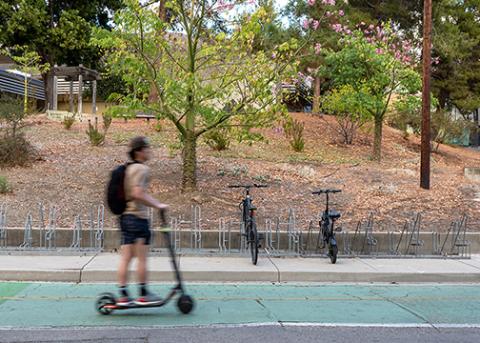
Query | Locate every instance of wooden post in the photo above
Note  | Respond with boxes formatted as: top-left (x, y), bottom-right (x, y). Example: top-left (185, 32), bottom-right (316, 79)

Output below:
top-left (78, 73), bottom-right (83, 116)
top-left (92, 80), bottom-right (97, 116)
top-left (69, 80), bottom-right (74, 114)
top-left (420, 0), bottom-right (432, 190)
top-left (52, 64), bottom-right (58, 111)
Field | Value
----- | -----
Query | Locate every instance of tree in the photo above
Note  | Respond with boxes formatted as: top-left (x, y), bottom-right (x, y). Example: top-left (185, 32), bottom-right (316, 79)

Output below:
top-left (347, 0), bottom-right (480, 115)
top-left (0, 0), bottom-right (124, 109)
top-left (321, 24), bottom-right (421, 160)
top-left (93, 0), bottom-right (302, 191)
top-left (2, 47), bottom-right (50, 113)
top-left (285, 0), bottom-right (348, 114)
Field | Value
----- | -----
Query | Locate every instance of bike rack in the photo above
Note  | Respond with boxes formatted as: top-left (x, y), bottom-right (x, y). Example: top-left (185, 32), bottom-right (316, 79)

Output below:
top-left (440, 214), bottom-right (471, 258)
top-left (350, 213), bottom-right (378, 256)
top-left (402, 213), bottom-right (425, 256)
top-left (0, 203), bottom-right (6, 248)
top-left (19, 213), bottom-right (33, 249)
top-left (0, 202), bottom-right (475, 259)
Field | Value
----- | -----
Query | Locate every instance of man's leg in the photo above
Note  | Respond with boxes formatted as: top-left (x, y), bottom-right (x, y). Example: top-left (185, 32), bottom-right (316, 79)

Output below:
top-left (118, 244), bottom-right (134, 302)
top-left (135, 238), bottom-right (148, 284)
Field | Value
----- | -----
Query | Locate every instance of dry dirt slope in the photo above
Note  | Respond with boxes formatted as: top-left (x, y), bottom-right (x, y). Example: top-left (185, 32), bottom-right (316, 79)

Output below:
top-left (0, 112), bottom-right (479, 232)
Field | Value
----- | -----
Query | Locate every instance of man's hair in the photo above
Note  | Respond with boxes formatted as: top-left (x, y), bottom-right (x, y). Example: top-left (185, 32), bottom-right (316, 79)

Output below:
top-left (128, 147), bottom-right (142, 161)
top-left (128, 136), bottom-right (149, 161)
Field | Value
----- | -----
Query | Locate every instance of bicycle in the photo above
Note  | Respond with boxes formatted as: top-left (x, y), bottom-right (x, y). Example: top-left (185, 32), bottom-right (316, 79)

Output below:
top-left (312, 189), bottom-right (342, 264)
top-left (228, 184), bottom-right (267, 265)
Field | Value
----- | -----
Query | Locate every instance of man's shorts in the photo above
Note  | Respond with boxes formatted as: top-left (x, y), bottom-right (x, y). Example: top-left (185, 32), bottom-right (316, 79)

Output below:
top-left (119, 214), bottom-right (151, 245)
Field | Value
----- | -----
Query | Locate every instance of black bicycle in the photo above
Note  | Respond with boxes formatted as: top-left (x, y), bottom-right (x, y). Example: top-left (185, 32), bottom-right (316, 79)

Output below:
top-left (228, 184), bottom-right (267, 265)
top-left (313, 189), bottom-right (342, 264)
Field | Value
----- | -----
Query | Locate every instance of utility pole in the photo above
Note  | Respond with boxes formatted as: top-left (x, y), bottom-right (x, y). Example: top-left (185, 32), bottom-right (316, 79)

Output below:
top-left (420, 0), bottom-right (432, 189)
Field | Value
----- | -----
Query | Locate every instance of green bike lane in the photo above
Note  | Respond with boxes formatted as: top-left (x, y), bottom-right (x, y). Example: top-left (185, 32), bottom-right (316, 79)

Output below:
top-left (1, 282), bottom-right (480, 327)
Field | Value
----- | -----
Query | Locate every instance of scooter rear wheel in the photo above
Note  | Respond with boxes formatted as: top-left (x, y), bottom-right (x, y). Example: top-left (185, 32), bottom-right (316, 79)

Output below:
top-left (96, 293), bottom-right (116, 315)
top-left (177, 294), bottom-right (195, 314)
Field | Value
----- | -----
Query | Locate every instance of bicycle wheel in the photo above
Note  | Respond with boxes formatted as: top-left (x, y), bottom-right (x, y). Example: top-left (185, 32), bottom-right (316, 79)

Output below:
top-left (328, 237), bottom-right (338, 264)
top-left (249, 224), bottom-right (259, 265)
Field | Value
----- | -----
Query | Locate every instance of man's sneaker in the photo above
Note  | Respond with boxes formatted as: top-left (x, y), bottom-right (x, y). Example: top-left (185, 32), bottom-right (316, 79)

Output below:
top-left (135, 293), bottom-right (163, 305)
top-left (116, 296), bottom-right (134, 306)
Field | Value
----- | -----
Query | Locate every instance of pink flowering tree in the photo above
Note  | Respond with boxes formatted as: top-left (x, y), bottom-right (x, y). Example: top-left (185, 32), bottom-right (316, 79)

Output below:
top-left (320, 23), bottom-right (421, 160)
top-left (287, 0), bottom-right (347, 114)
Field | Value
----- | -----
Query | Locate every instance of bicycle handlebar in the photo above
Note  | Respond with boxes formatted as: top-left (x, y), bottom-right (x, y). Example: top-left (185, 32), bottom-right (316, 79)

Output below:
top-left (228, 184), bottom-right (268, 189)
top-left (312, 189), bottom-right (342, 195)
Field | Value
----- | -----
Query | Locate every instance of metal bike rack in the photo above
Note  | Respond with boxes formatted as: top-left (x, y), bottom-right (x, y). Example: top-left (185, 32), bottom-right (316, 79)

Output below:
top-left (19, 213), bottom-right (33, 249)
top-left (0, 203), bottom-right (6, 248)
top-left (350, 213), bottom-right (378, 256)
top-left (440, 214), bottom-right (471, 258)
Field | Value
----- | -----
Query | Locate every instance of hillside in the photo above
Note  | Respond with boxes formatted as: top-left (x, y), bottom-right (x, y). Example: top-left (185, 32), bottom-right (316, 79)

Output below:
top-left (0, 112), bottom-right (479, 232)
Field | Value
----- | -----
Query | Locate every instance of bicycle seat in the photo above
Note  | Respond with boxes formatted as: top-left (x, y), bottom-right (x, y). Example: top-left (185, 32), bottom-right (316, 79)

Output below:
top-left (249, 206), bottom-right (257, 211)
top-left (328, 210), bottom-right (341, 219)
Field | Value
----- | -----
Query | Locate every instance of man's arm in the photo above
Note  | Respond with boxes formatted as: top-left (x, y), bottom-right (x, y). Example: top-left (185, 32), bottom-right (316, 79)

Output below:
top-left (131, 186), bottom-right (168, 210)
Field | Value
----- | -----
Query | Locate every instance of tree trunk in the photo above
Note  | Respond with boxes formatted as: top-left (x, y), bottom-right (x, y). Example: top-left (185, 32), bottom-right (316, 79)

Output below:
top-left (312, 76), bottom-right (321, 114)
top-left (373, 115), bottom-right (383, 161)
top-left (42, 71), bottom-right (54, 111)
top-left (148, 1), bottom-right (167, 104)
top-left (181, 131), bottom-right (197, 192)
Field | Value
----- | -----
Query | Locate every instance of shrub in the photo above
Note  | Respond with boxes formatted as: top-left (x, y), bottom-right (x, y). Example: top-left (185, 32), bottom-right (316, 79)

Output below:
top-left (322, 86), bottom-right (369, 144)
top-left (0, 95), bottom-right (27, 137)
top-left (0, 176), bottom-right (11, 194)
top-left (283, 118), bottom-right (305, 152)
top-left (204, 127), bottom-right (230, 151)
top-left (62, 116), bottom-right (75, 130)
top-left (431, 109), bottom-right (474, 151)
top-left (86, 118), bottom-right (106, 146)
top-left (0, 134), bottom-right (35, 167)
top-left (102, 113), bottom-right (113, 132)
top-left (153, 120), bottom-right (163, 132)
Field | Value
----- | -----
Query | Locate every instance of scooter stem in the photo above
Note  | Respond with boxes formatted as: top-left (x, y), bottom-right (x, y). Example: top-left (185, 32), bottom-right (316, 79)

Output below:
top-left (159, 209), bottom-right (184, 292)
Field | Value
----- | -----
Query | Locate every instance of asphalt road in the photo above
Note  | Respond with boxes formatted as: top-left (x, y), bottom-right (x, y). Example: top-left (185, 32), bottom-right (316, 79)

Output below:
top-left (1, 326), bottom-right (480, 343)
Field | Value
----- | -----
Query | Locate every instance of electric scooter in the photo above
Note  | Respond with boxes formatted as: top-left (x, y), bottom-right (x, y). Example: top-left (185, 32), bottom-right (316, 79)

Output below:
top-left (95, 209), bottom-right (194, 315)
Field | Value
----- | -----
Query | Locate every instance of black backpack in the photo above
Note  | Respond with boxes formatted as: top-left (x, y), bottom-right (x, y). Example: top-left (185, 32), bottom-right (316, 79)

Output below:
top-left (106, 162), bottom-right (137, 215)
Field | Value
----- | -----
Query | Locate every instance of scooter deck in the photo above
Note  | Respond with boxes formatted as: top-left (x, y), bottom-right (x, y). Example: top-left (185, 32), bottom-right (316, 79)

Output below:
top-left (104, 299), bottom-right (167, 310)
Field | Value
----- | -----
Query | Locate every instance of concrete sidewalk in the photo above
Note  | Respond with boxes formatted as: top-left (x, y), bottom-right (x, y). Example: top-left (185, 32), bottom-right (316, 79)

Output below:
top-left (1, 254), bottom-right (480, 283)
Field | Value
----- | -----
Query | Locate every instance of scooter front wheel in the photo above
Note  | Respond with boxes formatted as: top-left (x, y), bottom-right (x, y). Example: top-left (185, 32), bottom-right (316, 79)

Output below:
top-left (96, 293), bottom-right (116, 315)
top-left (177, 294), bottom-right (195, 314)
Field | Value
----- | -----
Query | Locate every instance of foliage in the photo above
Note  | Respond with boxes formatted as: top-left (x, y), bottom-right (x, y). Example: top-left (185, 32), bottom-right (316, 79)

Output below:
top-left (321, 25), bottom-right (421, 160)
top-left (348, 0), bottom-right (480, 114)
top-left (93, 0), bottom-right (301, 191)
top-left (102, 113), bottom-right (112, 132)
top-left (153, 120), bottom-right (163, 133)
top-left (391, 94), bottom-right (473, 151)
top-left (0, 134), bottom-right (36, 167)
top-left (431, 110), bottom-right (473, 151)
top-left (0, 95), bottom-right (27, 138)
top-left (322, 85), bottom-right (369, 144)
top-left (62, 115), bottom-right (75, 130)
top-left (0, 176), bottom-right (11, 194)
top-left (86, 117), bottom-right (107, 146)
top-left (204, 127), bottom-right (231, 151)
top-left (0, 0), bottom-right (124, 104)
top-left (283, 118), bottom-right (305, 152)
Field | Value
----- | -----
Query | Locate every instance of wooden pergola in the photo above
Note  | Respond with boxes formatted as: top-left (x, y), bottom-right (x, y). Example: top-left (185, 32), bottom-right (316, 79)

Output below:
top-left (51, 64), bottom-right (101, 116)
